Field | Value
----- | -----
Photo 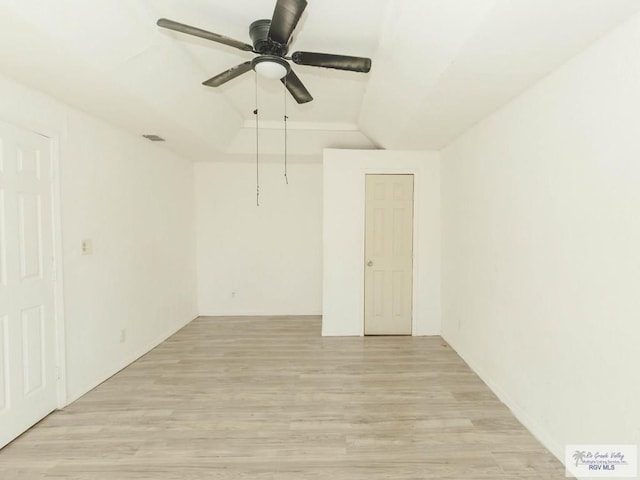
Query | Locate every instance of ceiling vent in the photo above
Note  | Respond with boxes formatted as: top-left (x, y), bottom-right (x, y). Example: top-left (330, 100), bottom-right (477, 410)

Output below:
top-left (142, 134), bottom-right (165, 142)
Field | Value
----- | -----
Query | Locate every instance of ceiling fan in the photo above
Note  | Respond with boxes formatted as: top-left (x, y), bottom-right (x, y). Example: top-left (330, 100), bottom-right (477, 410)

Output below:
top-left (157, 0), bottom-right (372, 104)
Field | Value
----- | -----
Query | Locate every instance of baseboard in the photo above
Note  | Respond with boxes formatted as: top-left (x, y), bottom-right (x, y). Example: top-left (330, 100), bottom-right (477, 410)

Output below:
top-left (63, 314), bottom-right (197, 407)
top-left (442, 333), bottom-right (567, 469)
top-left (197, 313), bottom-right (322, 318)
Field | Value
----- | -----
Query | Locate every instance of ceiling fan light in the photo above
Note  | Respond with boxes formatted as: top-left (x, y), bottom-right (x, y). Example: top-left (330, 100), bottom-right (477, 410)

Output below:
top-left (255, 61), bottom-right (287, 79)
top-left (252, 55), bottom-right (290, 80)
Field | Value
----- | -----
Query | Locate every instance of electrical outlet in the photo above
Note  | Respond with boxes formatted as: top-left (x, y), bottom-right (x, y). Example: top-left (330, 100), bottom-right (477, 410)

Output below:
top-left (231, 291), bottom-right (236, 298)
top-left (81, 239), bottom-right (93, 255)
top-left (119, 329), bottom-right (126, 343)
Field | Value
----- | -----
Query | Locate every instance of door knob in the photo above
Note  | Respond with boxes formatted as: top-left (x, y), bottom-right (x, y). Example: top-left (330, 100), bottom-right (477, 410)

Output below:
top-left (367, 260), bottom-right (373, 267)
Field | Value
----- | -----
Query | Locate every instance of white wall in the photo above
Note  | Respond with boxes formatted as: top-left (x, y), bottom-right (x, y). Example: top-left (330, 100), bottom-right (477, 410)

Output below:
top-left (195, 157), bottom-right (323, 316)
top-left (441, 12), bottom-right (640, 463)
top-left (323, 149), bottom-right (441, 336)
top-left (0, 73), bottom-right (198, 404)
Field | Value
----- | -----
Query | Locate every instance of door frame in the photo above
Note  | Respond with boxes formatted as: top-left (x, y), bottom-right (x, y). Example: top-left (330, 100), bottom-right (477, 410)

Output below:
top-left (359, 168), bottom-right (421, 336)
top-left (0, 117), bottom-right (67, 408)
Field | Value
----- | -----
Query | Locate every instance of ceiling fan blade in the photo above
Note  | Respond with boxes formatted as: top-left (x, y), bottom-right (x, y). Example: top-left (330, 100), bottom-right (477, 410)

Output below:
top-left (282, 69), bottom-right (313, 104)
top-left (157, 18), bottom-right (253, 52)
top-left (202, 62), bottom-right (253, 87)
top-left (292, 51), bottom-right (372, 73)
top-left (268, 0), bottom-right (307, 45)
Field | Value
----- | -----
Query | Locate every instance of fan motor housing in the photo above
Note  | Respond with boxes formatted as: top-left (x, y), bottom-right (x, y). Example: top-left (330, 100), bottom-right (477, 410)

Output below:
top-left (250, 19), bottom-right (288, 56)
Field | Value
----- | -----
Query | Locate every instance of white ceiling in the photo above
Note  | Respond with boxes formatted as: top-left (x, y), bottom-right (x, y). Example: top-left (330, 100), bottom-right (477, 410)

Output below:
top-left (0, 0), bottom-right (639, 160)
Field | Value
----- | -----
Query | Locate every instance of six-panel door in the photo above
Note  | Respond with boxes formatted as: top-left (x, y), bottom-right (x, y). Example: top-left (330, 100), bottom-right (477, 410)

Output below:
top-left (0, 122), bottom-right (57, 448)
top-left (364, 174), bottom-right (414, 335)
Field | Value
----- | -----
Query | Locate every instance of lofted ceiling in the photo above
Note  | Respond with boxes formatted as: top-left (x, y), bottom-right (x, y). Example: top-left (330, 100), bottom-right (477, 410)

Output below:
top-left (0, 0), bottom-right (639, 161)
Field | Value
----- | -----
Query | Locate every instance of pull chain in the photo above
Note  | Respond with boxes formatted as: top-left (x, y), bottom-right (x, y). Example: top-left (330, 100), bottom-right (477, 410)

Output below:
top-left (254, 71), bottom-right (260, 206)
top-left (284, 76), bottom-right (289, 185)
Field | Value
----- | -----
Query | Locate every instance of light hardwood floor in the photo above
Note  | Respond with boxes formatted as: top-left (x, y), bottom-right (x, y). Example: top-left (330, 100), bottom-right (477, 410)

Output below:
top-left (0, 316), bottom-right (568, 479)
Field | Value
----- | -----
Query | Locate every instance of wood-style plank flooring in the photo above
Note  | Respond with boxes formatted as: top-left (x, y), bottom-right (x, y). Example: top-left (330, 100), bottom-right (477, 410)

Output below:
top-left (0, 316), bottom-right (568, 479)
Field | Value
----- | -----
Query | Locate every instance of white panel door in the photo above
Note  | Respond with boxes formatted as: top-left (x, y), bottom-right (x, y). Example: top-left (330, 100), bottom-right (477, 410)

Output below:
top-left (0, 122), bottom-right (57, 448)
top-left (364, 174), bottom-right (414, 335)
